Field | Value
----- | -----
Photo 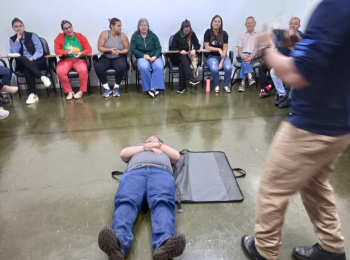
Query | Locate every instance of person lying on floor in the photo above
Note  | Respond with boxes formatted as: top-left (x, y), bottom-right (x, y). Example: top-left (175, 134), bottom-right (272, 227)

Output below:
top-left (98, 136), bottom-right (186, 260)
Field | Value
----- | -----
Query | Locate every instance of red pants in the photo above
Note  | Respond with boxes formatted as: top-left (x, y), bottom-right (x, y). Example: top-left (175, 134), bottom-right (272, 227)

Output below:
top-left (57, 58), bottom-right (88, 93)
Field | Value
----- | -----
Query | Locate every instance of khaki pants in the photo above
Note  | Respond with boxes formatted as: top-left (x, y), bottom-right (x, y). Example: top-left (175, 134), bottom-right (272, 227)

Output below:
top-left (254, 121), bottom-right (350, 260)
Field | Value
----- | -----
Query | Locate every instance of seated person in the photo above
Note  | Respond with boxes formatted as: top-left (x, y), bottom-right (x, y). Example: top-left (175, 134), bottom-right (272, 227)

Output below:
top-left (95, 18), bottom-right (129, 98)
top-left (236, 16), bottom-right (258, 92)
top-left (98, 136), bottom-right (186, 260)
top-left (0, 61), bottom-right (13, 104)
top-left (54, 20), bottom-right (92, 100)
top-left (204, 15), bottom-right (232, 93)
top-left (271, 17), bottom-right (304, 108)
top-left (0, 82), bottom-right (18, 119)
top-left (169, 19), bottom-right (200, 94)
top-left (258, 62), bottom-right (273, 98)
top-left (130, 18), bottom-right (165, 98)
top-left (9, 18), bottom-right (51, 105)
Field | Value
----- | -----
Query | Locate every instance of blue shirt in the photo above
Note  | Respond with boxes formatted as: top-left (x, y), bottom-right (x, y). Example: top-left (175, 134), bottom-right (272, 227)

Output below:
top-left (287, 0), bottom-right (350, 136)
top-left (9, 32), bottom-right (43, 60)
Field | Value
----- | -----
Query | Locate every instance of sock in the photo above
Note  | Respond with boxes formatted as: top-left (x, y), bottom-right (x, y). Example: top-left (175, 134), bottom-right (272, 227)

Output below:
top-left (241, 79), bottom-right (245, 85)
top-left (247, 73), bottom-right (252, 79)
top-left (102, 83), bottom-right (109, 90)
top-left (114, 84), bottom-right (119, 89)
top-left (266, 85), bottom-right (272, 92)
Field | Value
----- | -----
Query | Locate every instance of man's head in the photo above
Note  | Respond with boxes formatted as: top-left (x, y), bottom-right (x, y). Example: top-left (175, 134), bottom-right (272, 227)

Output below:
top-left (289, 17), bottom-right (301, 30)
top-left (245, 16), bottom-right (256, 32)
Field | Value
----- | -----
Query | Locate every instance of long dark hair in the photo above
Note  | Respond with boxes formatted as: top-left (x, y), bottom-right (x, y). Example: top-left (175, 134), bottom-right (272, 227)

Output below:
top-left (178, 19), bottom-right (193, 49)
top-left (210, 15), bottom-right (223, 44)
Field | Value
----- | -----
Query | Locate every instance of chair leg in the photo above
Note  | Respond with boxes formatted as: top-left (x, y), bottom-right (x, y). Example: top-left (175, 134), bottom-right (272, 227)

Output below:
top-left (99, 82), bottom-right (102, 94)
top-left (59, 82), bottom-right (63, 98)
top-left (88, 77), bottom-right (91, 96)
top-left (17, 77), bottom-right (21, 98)
top-left (231, 68), bottom-right (240, 87)
top-left (50, 72), bottom-right (57, 93)
top-left (46, 85), bottom-right (49, 97)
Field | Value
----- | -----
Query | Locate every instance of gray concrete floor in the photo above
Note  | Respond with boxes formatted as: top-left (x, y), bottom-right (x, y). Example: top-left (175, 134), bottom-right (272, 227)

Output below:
top-left (0, 83), bottom-right (349, 260)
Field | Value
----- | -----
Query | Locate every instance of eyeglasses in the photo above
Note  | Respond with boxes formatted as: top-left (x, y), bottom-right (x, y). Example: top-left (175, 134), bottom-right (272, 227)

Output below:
top-left (63, 26), bottom-right (72, 31)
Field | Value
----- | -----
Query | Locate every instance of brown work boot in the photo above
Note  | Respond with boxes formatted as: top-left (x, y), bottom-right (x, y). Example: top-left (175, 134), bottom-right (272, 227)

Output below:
top-left (98, 225), bottom-right (124, 260)
top-left (153, 234), bottom-right (186, 260)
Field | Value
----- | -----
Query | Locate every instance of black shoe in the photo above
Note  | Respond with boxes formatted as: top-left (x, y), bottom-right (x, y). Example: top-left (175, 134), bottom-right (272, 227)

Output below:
top-left (177, 89), bottom-right (186, 94)
top-left (148, 89), bottom-right (155, 98)
top-left (278, 97), bottom-right (290, 108)
top-left (275, 95), bottom-right (287, 106)
top-left (153, 234), bottom-right (186, 260)
top-left (0, 96), bottom-right (9, 104)
top-left (292, 243), bottom-right (346, 260)
top-left (189, 78), bottom-right (200, 85)
top-left (241, 235), bottom-right (266, 260)
top-left (98, 225), bottom-right (124, 260)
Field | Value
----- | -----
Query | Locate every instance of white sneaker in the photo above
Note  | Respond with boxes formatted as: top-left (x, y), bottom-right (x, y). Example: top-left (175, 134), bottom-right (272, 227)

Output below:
top-left (41, 76), bottom-right (51, 87)
top-left (0, 109), bottom-right (9, 120)
top-left (224, 86), bottom-right (231, 93)
top-left (214, 86), bottom-right (220, 93)
top-left (26, 94), bottom-right (39, 104)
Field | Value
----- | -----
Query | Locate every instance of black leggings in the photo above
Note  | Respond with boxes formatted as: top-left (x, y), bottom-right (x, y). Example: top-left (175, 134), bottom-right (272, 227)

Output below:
top-left (95, 55), bottom-right (128, 86)
top-left (16, 56), bottom-right (46, 94)
top-left (171, 54), bottom-right (194, 91)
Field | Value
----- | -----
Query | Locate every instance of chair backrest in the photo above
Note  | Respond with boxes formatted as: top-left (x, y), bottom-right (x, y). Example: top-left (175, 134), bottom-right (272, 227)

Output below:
top-left (169, 35), bottom-right (174, 49)
top-left (39, 37), bottom-right (50, 56)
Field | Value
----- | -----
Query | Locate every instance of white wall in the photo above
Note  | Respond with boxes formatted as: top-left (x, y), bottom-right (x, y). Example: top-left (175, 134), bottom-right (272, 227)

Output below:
top-left (0, 0), bottom-right (320, 82)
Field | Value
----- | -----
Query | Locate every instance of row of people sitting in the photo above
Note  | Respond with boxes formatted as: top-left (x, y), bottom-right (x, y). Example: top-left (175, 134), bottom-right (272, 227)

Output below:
top-left (7, 15), bottom-right (262, 103)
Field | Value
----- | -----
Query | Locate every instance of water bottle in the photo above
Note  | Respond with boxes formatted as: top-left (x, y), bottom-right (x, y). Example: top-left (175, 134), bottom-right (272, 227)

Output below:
top-left (206, 77), bottom-right (210, 92)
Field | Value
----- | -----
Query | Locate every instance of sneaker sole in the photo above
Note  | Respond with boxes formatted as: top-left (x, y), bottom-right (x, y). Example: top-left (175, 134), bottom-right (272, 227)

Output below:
top-left (153, 234), bottom-right (186, 260)
top-left (189, 81), bottom-right (200, 86)
top-left (259, 93), bottom-right (269, 98)
top-left (98, 226), bottom-right (124, 260)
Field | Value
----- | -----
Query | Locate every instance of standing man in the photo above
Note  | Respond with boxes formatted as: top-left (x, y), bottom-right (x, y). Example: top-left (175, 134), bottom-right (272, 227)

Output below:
top-left (236, 16), bottom-right (258, 92)
top-left (242, 1), bottom-right (350, 260)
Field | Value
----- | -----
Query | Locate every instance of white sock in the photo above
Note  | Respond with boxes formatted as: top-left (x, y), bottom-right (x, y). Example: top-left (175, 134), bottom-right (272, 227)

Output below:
top-left (102, 83), bottom-right (109, 90)
top-left (114, 84), bottom-right (119, 89)
top-left (247, 73), bottom-right (252, 79)
top-left (241, 79), bottom-right (245, 85)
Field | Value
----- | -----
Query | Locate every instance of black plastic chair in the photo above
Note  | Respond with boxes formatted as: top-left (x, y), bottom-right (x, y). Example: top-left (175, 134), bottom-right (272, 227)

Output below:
top-left (51, 54), bottom-right (92, 97)
top-left (0, 58), bottom-right (13, 101)
top-left (165, 35), bottom-right (202, 91)
top-left (201, 45), bottom-right (234, 89)
top-left (92, 52), bottom-right (130, 94)
top-left (9, 37), bottom-right (56, 98)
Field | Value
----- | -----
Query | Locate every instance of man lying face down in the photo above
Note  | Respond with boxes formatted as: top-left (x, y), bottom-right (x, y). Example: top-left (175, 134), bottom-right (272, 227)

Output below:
top-left (98, 136), bottom-right (186, 260)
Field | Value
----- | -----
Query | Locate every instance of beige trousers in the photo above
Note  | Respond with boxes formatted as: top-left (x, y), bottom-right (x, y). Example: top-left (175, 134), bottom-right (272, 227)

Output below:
top-left (254, 121), bottom-right (350, 260)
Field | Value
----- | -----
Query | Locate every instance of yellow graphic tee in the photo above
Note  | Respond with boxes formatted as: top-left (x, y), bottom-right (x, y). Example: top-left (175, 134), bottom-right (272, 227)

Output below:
top-left (63, 34), bottom-right (83, 59)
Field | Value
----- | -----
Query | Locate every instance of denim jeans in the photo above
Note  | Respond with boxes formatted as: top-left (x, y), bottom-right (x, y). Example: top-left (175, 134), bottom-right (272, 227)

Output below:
top-left (270, 68), bottom-right (286, 96)
top-left (137, 57), bottom-right (165, 91)
top-left (236, 52), bottom-right (256, 79)
top-left (0, 65), bottom-right (12, 86)
top-left (112, 165), bottom-right (176, 255)
top-left (206, 55), bottom-right (232, 87)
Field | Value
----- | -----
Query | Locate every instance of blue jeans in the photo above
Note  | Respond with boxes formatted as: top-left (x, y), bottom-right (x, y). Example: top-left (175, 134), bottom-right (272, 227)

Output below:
top-left (236, 52), bottom-right (256, 79)
top-left (137, 58), bottom-right (165, 91)
top-left (0, 65), bottom-right (12, 86)
top-left (206, 55), bottom-right (232, 87)
top-left (112, 165), bottom-right (176, 255)
top-left (270, 68), bottom-right (286, 96)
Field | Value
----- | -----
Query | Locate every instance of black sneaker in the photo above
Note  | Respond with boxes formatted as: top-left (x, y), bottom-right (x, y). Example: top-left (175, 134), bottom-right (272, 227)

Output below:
top-left (98, 225), bottom-right (124, 260)
top-left (275, 95), bottom-right (287, 106)
top-left (177, 89), bottom-right (186, 94)
top-left (153, 234), bottom-right (186, 260)
top-left (148, 90), bottom-right (155, 98)
top-left (292, 243), bottom-right (346, 260)
top-left (189, 79), bottom-right (200, 85)
top-left (278, 97), bottom-right (290, 108)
